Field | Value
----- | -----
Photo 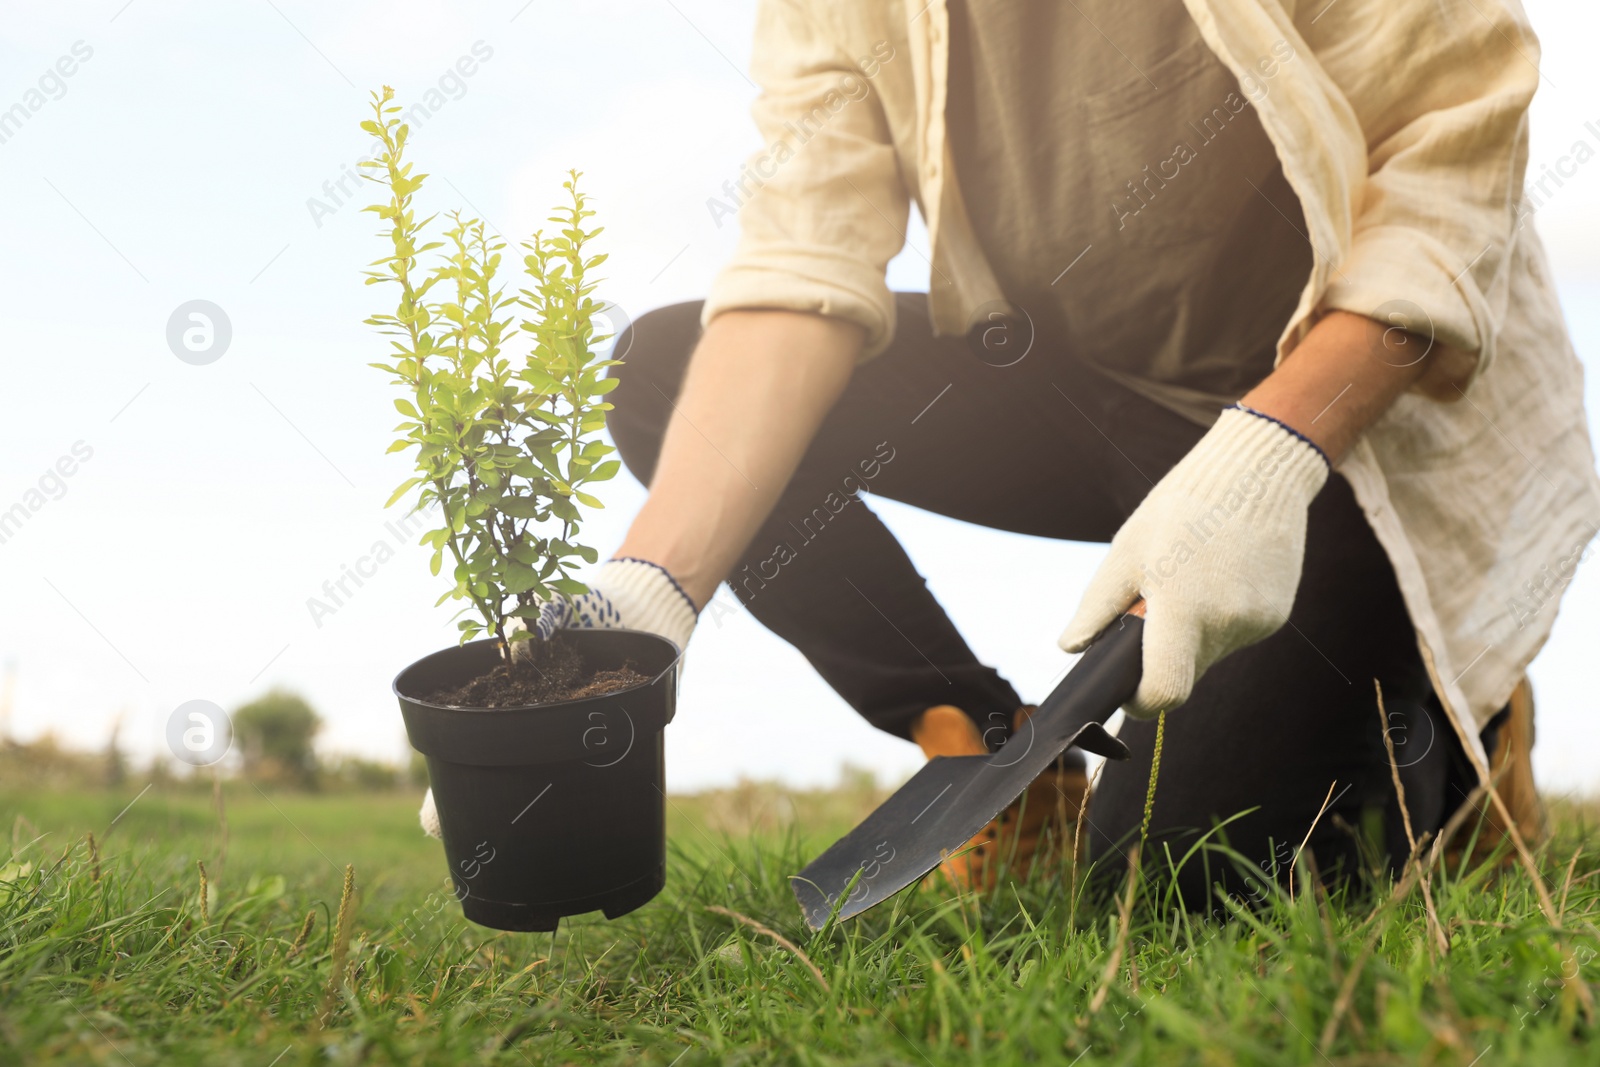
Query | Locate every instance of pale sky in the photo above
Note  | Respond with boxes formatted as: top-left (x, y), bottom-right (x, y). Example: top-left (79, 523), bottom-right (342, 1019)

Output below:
top-left (1, 0), bottom-right (1596, 794)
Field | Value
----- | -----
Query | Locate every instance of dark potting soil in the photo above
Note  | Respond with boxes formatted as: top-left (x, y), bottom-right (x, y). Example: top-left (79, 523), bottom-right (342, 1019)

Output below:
top-left (426, 633), bottom-right (649, 708)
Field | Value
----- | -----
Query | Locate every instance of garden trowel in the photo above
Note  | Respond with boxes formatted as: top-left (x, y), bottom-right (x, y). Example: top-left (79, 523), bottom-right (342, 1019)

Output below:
top-left (791, 604), bottom-right (1145, 929)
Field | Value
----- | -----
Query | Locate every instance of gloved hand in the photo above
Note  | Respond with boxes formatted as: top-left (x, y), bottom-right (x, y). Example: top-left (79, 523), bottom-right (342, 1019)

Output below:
top-left (520, 557), bottom-right (697, 652)
top-left (1057, 405), bottom-right (1329, 719)
top-left (420, 557), bottom-right (697, 838)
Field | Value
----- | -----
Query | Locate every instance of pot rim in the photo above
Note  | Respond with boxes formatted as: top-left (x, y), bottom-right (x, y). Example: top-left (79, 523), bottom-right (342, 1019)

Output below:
top-left (392, 628), bottom-right (680, 714)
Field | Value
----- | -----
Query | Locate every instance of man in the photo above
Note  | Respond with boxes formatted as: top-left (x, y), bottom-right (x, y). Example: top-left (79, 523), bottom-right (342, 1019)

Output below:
top-left (427, 0), bottom-right (1599, 903)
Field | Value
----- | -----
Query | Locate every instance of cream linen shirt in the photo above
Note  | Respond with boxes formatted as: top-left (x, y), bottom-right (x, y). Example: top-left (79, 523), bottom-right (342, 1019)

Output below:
top-left (703, 0), bottom-right (1600, 769)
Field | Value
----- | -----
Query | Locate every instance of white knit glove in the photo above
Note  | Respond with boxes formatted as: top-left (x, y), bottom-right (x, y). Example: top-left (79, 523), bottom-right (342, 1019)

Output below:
top-left (1057, 406), bottom-right (1329, 720)
top-left (420, 557), bottom-right (697, 838)
top-left (522, 557), bottom-right (697, 653)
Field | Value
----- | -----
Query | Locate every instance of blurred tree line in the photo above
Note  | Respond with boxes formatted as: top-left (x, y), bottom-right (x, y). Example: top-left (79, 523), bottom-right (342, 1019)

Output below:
top-left (0, 688), bottom-right (426, 792)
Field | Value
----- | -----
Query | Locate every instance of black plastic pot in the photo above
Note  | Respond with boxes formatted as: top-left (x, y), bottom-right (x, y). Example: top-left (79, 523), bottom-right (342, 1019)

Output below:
top-left (395, 629), bottom-right (679, 932)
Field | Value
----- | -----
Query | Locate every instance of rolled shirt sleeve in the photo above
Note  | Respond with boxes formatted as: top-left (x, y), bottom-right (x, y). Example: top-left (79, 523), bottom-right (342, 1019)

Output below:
top-left (702, 0), bottom-right (908, 359)
top-left (1305, 0), bottom-right (1539, 392)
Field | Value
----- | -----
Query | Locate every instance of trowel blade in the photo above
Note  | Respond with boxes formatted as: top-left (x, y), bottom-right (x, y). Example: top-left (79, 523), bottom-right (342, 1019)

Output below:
top-left (791, 614), bottom-right (1143, 929)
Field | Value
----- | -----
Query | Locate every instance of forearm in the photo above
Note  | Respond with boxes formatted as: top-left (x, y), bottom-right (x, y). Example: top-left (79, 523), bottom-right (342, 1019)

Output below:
top-left (615, 309), bottom-right (863, 608)
top-left (1239, 309), bottom-right (1470, 464)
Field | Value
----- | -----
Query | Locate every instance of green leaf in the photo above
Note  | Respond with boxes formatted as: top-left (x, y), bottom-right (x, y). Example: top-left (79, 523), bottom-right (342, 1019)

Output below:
top-left (496, 496), bottom-right (546, 519)
top-left (503, 562), bottom-right (542, 594)
top-left (386, 477), bottom-right (423, 508)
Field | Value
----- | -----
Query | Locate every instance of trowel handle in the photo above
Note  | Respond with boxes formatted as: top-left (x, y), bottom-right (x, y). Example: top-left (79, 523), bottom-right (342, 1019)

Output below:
top-left (1030, 598), bottom-right (1148, 753)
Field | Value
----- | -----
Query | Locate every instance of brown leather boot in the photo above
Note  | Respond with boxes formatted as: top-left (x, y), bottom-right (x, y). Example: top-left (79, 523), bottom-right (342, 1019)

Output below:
top-left (909, 706), bottom-right (992, 889)
top-left (1003, 705), bottom-right (1091, 879)
top-left (910, 705), bottom-right (1090, 891)
top-left (1450, 676), bottom-right (1548, 866)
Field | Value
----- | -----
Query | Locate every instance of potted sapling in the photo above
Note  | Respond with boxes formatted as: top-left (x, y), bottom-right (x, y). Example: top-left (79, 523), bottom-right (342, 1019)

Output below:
top-left (362, 88), bottom-right (679, 932)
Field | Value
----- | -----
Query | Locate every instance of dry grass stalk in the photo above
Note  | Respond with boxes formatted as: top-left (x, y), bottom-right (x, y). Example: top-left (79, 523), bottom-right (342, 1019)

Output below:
top-left (1304, 851), bottom-right (1347, 996)
top-left (1321, 769), bottom-right (1504, 1054)
top-left (1087, 705), bottom-right (1168, 1017)
top-left (1440, 717), bottom-right (1596, 1024)
top-left (1482, 775), bottom-right (1595, 1022)
top-left (287, 909), bottom-right (316, 959)
top-left (1557, 847), bottom-right (1582, 925)
top-left (196, 861), bottom-right (210, 925)
top-left (1089, 842), bottom-right (1141, 1016)
top-left (317, 864), bottom-right (358, 1026)
top-left (1374, 681), bottom-right (1448, 955)
top-left (1485, 778), bottom-right (1559, 925)
top-left (1289, 779), bottom-right (1340, 900)
top-left (1318, 830), bottom-right (1433, 1053)
top-left (1069, 760), bottom-right (1107, 933)
top-left (705, 905), bottom-right (829, 992)
top-left (85, 832), bottom-right (100, 883)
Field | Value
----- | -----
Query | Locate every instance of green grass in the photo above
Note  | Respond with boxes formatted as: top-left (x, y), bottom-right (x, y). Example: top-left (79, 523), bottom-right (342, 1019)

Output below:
top-left (2, 780), bottom-right (1597, 1065)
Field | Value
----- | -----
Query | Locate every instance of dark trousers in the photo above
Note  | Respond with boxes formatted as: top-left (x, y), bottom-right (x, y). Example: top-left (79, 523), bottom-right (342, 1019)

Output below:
top-left (607, 294), bottom-right (1483, 905)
